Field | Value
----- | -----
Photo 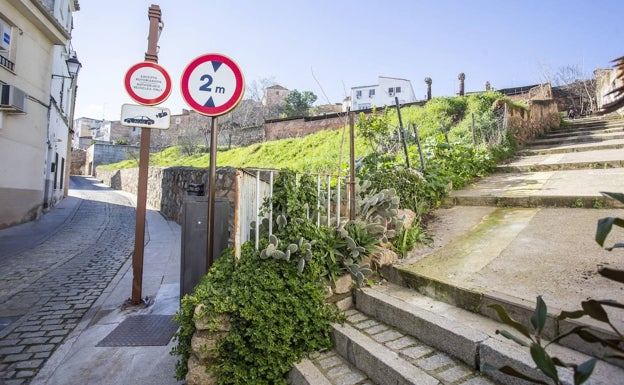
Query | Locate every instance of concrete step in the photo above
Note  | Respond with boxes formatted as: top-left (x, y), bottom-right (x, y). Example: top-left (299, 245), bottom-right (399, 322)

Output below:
top-left (290, 307), bottom-right (496, 385)
top-left (528, 131), bottom-right (624, 148)
top-left (544, 125), bottom-right (623, 139)
top-left (379, 205), bottom-right (624, 360)
top-left (444, 168), bottom-right (624, 208)
top-left (522, 140), bottom-right (624, 156)
top-left (496, 148), bottom-right (624, 172)
top-left (354, 283), bottom-right (624, 385)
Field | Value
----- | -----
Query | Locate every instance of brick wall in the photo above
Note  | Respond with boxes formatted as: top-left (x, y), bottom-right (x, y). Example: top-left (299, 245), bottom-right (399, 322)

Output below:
top-left (265, 113), bottom-right (348, 140)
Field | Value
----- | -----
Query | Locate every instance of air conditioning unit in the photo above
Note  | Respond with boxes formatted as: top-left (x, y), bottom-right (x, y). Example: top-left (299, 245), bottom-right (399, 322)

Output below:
top-left (0, 84), bottom-right (27, 113)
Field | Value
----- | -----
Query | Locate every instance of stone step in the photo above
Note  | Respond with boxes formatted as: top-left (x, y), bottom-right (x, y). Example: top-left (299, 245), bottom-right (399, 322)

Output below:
top-left (289, 348), bottom-right (374, 385)
top-left (290, 307), bottom-right (496, 385)
top-left (354, 283), bottom-right (624, 385)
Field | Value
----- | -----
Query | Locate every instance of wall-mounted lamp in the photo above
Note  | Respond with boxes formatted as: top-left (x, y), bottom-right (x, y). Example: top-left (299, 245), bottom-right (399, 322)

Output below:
top-left (51, 56), bottom-right (82, 79)
top-left (66, 56), bottom-right (81, 77)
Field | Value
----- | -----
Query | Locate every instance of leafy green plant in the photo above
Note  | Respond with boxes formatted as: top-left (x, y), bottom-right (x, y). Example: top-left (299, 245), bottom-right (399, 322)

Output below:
top-left (172, 230), bottom-right (342, 384)
top-left (392, 222), bottom-right (431, 258)
top-left (487, 191), bottom-right (624, 384)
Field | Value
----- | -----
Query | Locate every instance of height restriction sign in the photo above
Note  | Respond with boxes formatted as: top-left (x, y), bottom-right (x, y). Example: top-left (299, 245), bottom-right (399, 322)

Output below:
top-left (180, 53), bottom-right (244, 116)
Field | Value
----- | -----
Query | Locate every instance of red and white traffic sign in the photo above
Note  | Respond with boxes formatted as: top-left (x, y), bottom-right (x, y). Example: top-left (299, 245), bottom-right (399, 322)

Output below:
top-left (124, 62), bottom-right (172, 105)
top-left (180, 53), bottom-right (244, 116)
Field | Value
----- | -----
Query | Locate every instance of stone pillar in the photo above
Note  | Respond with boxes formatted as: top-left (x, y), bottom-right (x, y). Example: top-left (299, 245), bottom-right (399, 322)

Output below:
top-left (458, 73), bottom-right (466, 96)
top-left (424, 77), bottom-right (432, 100)
top-left (186, 306), bottom-right (231, 385)
top-left (485, 81), bottom-right (491, 91)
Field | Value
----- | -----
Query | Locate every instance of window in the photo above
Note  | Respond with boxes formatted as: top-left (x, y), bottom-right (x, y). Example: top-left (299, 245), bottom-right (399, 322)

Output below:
top-left (368, 89), bottom-right (375, 98)
top-left (388, 87), bottom-right (402, 97)
top-left (0, 18), bottom-right (14, 71)
top-left (355, 90), bottom-right (362, 99)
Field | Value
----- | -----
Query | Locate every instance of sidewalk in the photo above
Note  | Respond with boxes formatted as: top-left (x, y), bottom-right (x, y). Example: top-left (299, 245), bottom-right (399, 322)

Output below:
top-left (30, 189), bottom-right (183, 385)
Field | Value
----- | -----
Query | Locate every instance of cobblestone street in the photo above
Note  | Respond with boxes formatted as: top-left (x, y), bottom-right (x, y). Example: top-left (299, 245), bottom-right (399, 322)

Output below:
top-left (0, 176), bottom-right (137, 384)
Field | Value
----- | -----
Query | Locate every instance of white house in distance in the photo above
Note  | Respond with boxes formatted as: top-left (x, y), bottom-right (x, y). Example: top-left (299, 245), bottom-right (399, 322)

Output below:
top-left (349, 76), bottom-right (417, 111)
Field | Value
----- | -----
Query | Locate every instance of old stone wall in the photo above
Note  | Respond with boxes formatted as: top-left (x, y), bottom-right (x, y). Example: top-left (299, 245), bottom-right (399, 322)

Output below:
top-left (70, 148), bottom-right (86, 175)
top-left (498, 99), bottom-right (560, 145)
top-left (96, 166), bottom-right (238, 242)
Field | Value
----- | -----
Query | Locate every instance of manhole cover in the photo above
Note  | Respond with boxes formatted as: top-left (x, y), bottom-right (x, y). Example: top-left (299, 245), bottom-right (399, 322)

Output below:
top-left (97, 315), bottom-right (178, 347)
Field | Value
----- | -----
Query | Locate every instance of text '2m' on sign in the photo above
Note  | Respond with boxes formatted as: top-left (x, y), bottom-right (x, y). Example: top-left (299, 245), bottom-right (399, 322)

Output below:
top-left (180, 53), bottom-right (244, 117)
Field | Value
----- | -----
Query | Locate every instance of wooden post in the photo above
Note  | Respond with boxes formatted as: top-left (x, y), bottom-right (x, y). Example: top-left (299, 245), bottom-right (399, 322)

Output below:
top-left (471, 113), bottom-right (476, 146)
top-left (394, 97), bottom-right (411, 169)
top-left (348, 110), bottom-right (356, 220)
top-left (413, 124), bottom-right (426, 170)
top-left (130, 4), bottom-right (161, 305)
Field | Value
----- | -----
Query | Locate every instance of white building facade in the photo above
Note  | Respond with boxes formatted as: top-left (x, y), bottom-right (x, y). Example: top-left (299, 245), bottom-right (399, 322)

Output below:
top-left (349, 76), bottom-right (417, 111)
top-left (0, 0), bottom-right (80, 228)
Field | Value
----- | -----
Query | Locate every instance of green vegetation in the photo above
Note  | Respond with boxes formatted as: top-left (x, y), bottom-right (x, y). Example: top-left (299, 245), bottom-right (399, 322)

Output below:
top-left (102, 91), bottom-right (517, 176)
top-left (169, 92), bottom-right (530, 384)
top-left (171, 172), bottom-right (408, 384)
top-left (283, 89), bottom-right (318, 117)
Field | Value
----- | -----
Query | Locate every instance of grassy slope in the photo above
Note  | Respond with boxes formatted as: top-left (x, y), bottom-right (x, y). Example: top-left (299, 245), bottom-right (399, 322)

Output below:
top-left (102, 125), bottom-right (373, 173)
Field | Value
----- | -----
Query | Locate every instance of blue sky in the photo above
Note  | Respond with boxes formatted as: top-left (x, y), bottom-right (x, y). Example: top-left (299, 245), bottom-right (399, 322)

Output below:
top-left (71, 0), bottom-right (624, 120)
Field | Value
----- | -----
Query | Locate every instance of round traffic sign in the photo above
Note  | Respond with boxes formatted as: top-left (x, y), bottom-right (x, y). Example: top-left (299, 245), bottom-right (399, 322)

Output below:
top-left (180, 53), bottom-right (244, 116)
top-left (124, 62), bottom-right (172, 105)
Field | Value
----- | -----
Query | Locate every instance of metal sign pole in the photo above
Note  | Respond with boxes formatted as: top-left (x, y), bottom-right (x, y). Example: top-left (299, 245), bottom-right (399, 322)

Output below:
top-left (207, 117), bottom-right (218, 270)
top-left (130, 4), bottom-right (161, 305)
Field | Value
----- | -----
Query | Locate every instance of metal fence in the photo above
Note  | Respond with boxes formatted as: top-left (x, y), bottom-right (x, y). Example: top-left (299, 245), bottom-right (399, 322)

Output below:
top-left (233, 168), bottom-right (354, 259)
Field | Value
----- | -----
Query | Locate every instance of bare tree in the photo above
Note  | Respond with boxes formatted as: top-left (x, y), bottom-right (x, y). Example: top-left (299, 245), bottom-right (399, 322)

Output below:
top-left (177, 112), bottom-right (211, 155)
top-left (539, 63), bottom-right (597, 114)
top-left (554, 65), bottom-right (597, 113)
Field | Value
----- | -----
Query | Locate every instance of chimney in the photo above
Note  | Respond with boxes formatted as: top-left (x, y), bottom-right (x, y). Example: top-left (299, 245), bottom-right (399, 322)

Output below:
top-left (424, 77), bottom-right (432, 100)
top-left (458, 73), bottom-right (465, 96)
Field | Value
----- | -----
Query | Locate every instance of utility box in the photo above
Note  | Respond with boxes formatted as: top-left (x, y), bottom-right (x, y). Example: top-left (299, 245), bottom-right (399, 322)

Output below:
top-left (180, 196), bottom-right (230, 298)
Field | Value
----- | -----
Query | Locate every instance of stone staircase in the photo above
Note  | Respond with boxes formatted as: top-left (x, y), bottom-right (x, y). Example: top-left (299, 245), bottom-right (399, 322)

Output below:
top-left (289, 114), bottom-right (624, 385)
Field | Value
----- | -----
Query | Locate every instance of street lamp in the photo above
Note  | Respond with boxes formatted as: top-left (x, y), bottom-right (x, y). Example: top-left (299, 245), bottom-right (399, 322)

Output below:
top-left (65, 56), bottom-right (81, 77)
top-left (52, 55), bottom-right (82, 79)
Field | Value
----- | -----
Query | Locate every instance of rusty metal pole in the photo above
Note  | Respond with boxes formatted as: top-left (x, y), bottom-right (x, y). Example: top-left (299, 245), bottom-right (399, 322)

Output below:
top-left (130, 4), bottom-right (161, 305)
top-left (206, 117), bottom-right (218, 270)
top-left (348, 110), bottom-right (356, 221)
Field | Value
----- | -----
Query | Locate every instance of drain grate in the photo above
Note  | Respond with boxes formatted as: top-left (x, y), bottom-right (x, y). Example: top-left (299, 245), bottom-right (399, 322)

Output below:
top-left (96, 315), bottom-right (179, 347)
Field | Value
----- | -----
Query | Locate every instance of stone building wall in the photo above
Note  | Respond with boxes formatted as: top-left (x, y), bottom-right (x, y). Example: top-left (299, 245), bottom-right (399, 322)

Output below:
top-left (70, 148), bottom-right (86, 175)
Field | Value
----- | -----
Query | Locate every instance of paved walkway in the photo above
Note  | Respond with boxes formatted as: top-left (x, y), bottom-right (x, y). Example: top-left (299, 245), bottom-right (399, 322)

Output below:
top-left (0, 176), bottom-right (182, 385)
